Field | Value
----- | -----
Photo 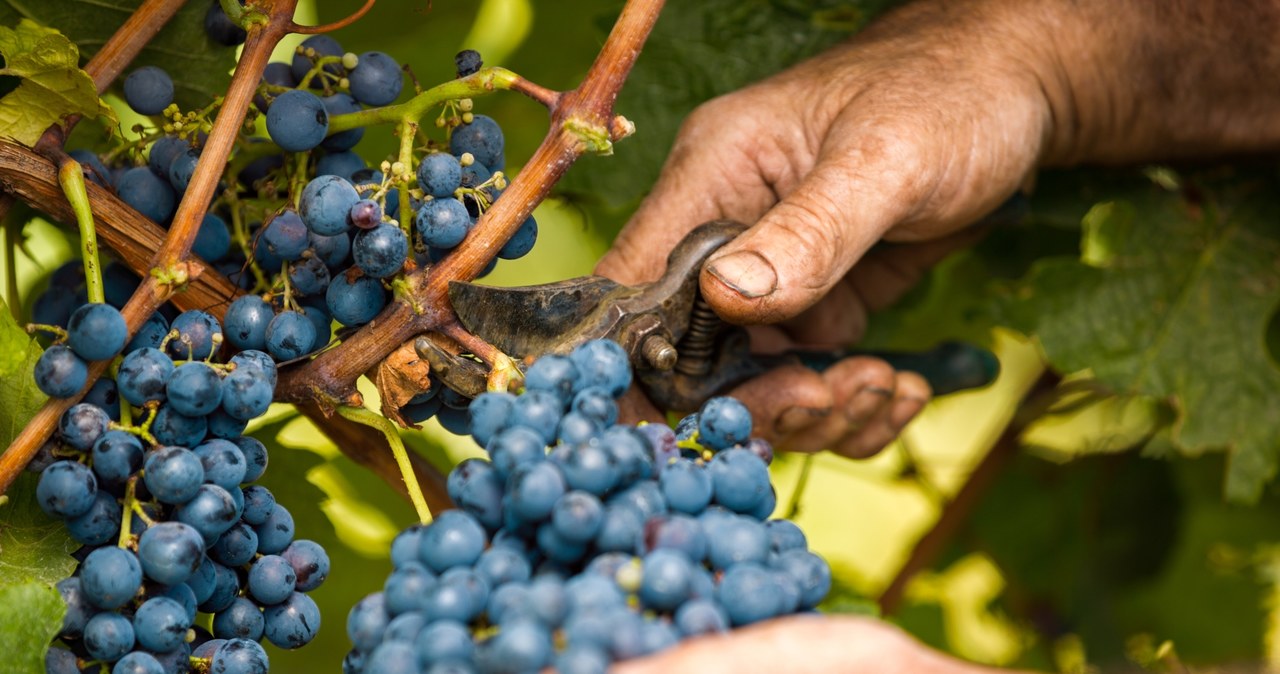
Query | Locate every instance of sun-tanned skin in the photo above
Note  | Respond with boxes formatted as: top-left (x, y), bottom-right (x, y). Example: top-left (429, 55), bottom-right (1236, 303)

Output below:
top-left (596, 0), bottom-right (1280, 670)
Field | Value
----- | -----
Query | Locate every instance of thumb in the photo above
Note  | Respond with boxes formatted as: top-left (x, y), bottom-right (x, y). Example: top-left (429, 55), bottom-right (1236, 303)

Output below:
top-left (699, 143), bottom-right (922, 325)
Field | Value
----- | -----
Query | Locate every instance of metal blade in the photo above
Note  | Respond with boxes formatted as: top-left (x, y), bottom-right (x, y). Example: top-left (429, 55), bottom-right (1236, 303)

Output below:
top-left (449, 276), bottom-right (626, 357)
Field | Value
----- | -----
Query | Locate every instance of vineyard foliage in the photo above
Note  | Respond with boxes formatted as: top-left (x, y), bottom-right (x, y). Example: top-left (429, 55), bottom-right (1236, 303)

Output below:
top-left (0, 0), bottom-right (1278, 671)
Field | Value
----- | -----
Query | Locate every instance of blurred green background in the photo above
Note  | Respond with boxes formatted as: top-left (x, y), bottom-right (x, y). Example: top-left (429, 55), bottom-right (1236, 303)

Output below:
top-left (3, 0), bottom-right (1279, 672)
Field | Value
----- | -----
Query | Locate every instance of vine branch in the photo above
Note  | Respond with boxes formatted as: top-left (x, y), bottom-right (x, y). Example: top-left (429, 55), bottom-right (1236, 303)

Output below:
top-left (289, 0), bottom-right (377, 34)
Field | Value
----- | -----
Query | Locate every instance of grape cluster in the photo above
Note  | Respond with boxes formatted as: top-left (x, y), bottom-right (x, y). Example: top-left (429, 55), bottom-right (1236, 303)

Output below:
top-left (34, 311), bottom-right (329, 674)
top-left (343, 340), bottom-right (830, 674)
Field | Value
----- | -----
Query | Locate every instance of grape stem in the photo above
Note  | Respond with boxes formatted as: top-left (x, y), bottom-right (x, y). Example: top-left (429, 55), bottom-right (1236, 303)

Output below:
top-left (336, 404), bottom-right (433, 525)
top-left (273, 0), bottom-right (666, 408)
top-left (117, 477), bottom-right (141, 548)
top-left (289, 0), bottom-right (378, 35)
top-left (57, 160), bottom-right (106, 306)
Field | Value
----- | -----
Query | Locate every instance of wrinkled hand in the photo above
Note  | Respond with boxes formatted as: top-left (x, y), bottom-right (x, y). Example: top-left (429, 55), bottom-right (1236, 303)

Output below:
top-left (599, 0), bottom-right (1056, 456)
top-left (609, 615), bottom-right (1020, 674)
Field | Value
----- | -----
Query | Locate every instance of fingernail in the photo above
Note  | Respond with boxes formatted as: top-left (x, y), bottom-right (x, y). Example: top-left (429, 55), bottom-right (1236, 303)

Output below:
top-left (844, 386), bottom-right (892, 423)
top-left (706, 251), bottom-right (777, 299)
top-left (776, 405), bottom-right (830, 434)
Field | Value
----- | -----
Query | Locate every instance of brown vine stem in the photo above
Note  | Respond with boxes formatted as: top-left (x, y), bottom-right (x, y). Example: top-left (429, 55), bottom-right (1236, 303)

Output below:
top-left (0, 0), bottom-right (300, 496)
top-left (274, 0), bottom-right (664, 406)
top-left (290, 0), bottom-right (376, 34)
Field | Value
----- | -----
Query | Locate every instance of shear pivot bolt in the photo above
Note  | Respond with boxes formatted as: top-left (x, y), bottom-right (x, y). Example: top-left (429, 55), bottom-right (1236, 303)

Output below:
top-left (642, 335), bottom-right (678, 371)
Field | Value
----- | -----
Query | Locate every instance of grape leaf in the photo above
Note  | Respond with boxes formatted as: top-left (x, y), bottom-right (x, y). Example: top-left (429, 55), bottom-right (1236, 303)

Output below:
top-left (557, 0), bottom-right (898, 221)
top-left (1007, 175), bottom-right (1280, 503)
top-left (0, 582), bottom-right (63, 674)
top-left (0, 0), bottom-right (235, 110)
top-left (0, 298), bottom-right (46, 448)
top-left (0, 20), bottom-right (101, 145)
top-left (0, 472), bottom-right (78, 588)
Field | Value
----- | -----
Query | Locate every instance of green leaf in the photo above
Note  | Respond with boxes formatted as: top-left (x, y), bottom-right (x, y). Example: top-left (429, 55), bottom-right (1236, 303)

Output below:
top-left (0, 0), bottom-right (236, 110)
top-left (557, 0), bottom-right (897, 223)
top-left (0, 20), bottom-right (101, 145)
top-left (0, 297), bottom-right (46, 448)
top-left (0, 473), bottom-right (78, 588)
top-left (0, 582), bottom-right (64, 674)
top-left (1007, 177), bottom-right (1280, 502)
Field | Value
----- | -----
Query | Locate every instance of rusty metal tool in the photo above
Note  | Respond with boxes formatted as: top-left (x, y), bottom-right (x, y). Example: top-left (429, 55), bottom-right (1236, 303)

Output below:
top-left (425, 220), bottom-right (999, 411)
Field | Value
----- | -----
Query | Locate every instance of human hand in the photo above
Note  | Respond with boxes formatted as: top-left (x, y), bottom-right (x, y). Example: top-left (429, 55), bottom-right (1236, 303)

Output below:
top-left (609, 614), bottom-right (1020, 674)
top-left (599, 0), bottom-right (1056, 455)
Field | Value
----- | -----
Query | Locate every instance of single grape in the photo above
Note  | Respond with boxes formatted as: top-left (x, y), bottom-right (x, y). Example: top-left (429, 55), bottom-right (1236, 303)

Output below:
top-left (348, 198), bottom-right (381, 229)
top-left (310, 229), bottom-right (352, 269)
top-left (419, 510), bottom-right (487, 573)
top-left (69, 149), bottom-right (111, 187)
top-left (211, 638), bottom-right (270, 674)
top-left (705, 514), bottom-right (769, 570)
top-left (316, 150), bottom-right (365, 180)
top-left (194, 438), bottom-right (248, 490)
top-left (199, 561), bottom-right (242, 614)
top-left (112, 651), bottom-right (166, 674)
top-left (659, 458), bottom-right (712, 515)
top-left (236, 436), bottom-right (270, 482)
top-left (223, 295), bottom-right (274, 351)
top-left (260, 209), bottom-right (310, 261)
top-left (416, 153), bottom-right (462, 198)
top-left (498, 214), bottom-right (538, 259)
top-left (556, 442), bottom-right (619, 496)
top-left (125, 312), bottom-right (170, 354)
top-left (325, 268), bottom-right (387, 326)
top-left (347, 592), bottom-right (389, 652)
top-left (450, 114), bottom-right (504, 170)
top-left (221, 367), bottom-right (274, 420)
top-left (707, 447), bottom-right (770, 514)
top-left (717, 562), bottom-right (783, 626)
top-left (148, 136), bottom-right (191, 177)
top-left (446, 458), bottom-right (504, 531)
top-left (352, 223), bottom-right (408, 278)
top-left (229, 350), bottom-right (278, 389)
top-left (195, 213), bottom-right (233, 262)
top-left (144, 446), bottom-right (205, 504)
top-left (262, 591), bottom-right (321, 648)
top-left (265, 310), bottom-right (317, 361)
top-left (570, 339), bottom-right (631, 397)
top-left (455, 49), bottom-right (483, 78)
top-left (254, 502), bottom-right (295, 554)
top-left (282, 539), bottom-right (329, 591)
top-left (348, 51), bottom-right (403, 106)
top-left (33, 344), bottom-right (88, 398)
top-left (175, 483), bottom-right (239, 543)
top-left (211, 521), bottom-right (260, 567)
top-left (66, 303), bottom-right (127, 361)
top-left (551, 490), bottom-right (604, 543)
top-left (383, 562), bottom-right (435, 616)
top-left (116, 166), bottom-right (177, 224)
top-left (167, 361), bottom-right (224, 417)
top-left (58, 402), bottom-right (110, 450)
top-left (241, 484), bottom-right (276, 526)
top-left (36, 460), bottom-right (97, 519)
top-left (248, 554), bottom-right (297, 605)
top-left (414, 197), bottom-right (471, 249)
top-left (289, 255), bottom-right (332, 297)
top-left (697, 396), bottom-right (753, 450)
top-left (168, 309), bottom-right (223, 361)
top-left (205, 1), bottom-right (247, 45)
top-left (266, 89), bottom-right (329, 152)
top-left (213, 596), bottom-right (265, 641)
top-left (65, 490), bottom-right (123, 545)
top-left (123, 66), bottom-right (174, 115)
top-left (80, 546), bottom-right (143, 610)
top-left (168, 148), bottom-right (200, 192)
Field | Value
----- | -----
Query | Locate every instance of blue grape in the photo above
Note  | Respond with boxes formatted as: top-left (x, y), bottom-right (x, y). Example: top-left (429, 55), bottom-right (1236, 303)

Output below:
top-left (765, 518), bottom-right (807, 553)
top-left (301, 303), bottom-right (332, 348)
top-left (195, 438), bottom-right (247, 490)
top-left (498, 214), bottom-right (537, 259)
top-left (599, 426), bottom-right (653, 486)
top-left (414, 197), bottom-right (471, 249)
top-left (570, 339), bottom-right (631, 397)
top-left (467, 391), bottom-right (514, 448)
top-left (199, 562), bottom-right (242, 614)
top-left (195, 213), bottom-right (232, 262)
top-left (558, 412), bottom-right (599, 445)
top-left (241, 484), bottom-right (276, 526)
top-left (31, 287), bottom-right (77, 330)
top-left (556, 442), bottom-right (618, 496)
top-left (316, 150), bottom-right (365, 180)
top-left (33, 345), bottom-right (87, 398)
top-left (175, 483), bottom-right (239, 542)
top-left (383, 612), bottom-right (425, 643)
top-left (478, 619), bottom-right (552, 673)
top-left (524, 354), bottom-right (577, 402)
top-left (449, 115), bottom-right (504, 171)
top-left (224, 296), bottom-right (274, 351)
top-left (352, 223), bottom-right (408, 278)
top-left (213, 596), bottom-right (265, 641)
top-left (69, 148), bottom-right (111, 187)
top-left (168, 309), bottom-right (223, 361)
top-left (510, 389), bottom-right (562, 445)
top-left (267, 90), bottom-right (329, 152)
top-left (133, 595), bottom-right (192, 652)
top-left (643, 514), bottom-right (707, 561)
top-left (236, 436), bottom-right (269, 482)
top-left (193, 638), bottom-right (227, 661)
top-left (347, 592), bottom-right (390, 652)
top-left (365, 641), bottom-right (417, 674)
top-left (149, 136), bottom-right (190, 177)
top-left (310, 230), bottom-right (352, 269)
top-left (36, 460), bottom-right (97, 518)
top-left (211, 521), bottom-right (260, 567)
top-left (116, 167), bottom-right (176, 224)
top-left (67, 303), bottom-right (127, 361)
top-left (81, 546), bottom-right (143, 609)
top-left (263, 591), bottom-right (321, 648)
top-left (475, 545), bottom-right (531, 588)
top-left (674, 598), bottom-right (728, 636)
top-left (446, 458), bottom-right (504, 531)
top-left (674, 413), bottom-right (699, 443)
top-left (289, 256), bottom-right (331, 296)
top-left (416, 153), bottom-right (461, 198)
top-left (551, 490), bottom-right (604, 543)
top-left (265, 310), bottom-right (316, 361)
top-left (348, 51), bottom-right (403, 106)
top-left (637, 549), bottom-right (694, 611)
top-left (168, 148), bottom-right (199, 192)
top-left (118, 347), bottom-right (174, 406)
top-left (555, 646), bottom-right (610, 674)
top-left (211, 638), bottom-right (270, 674)
top-left (771, 548), bottom-right (831, 609)
top-left (659, 459), bottom-right (712, 515)
top-left (416, 619), bottom-right (473, 665)
top-left (248, 554), bottom-right (297, 605)
top-left (322, 93), bottom-right (364, 151)
top-left (697, 396), bottom-right (753, 450)
top-left (261, 209), bottom-right (310, 261)
top-left (205, 1), bottom-right (247, 45)
top-left (383, 562), bottom-right (435, 616)
top-left (282, 539), bottom-right (330, 591)
top-left (717, 562), bottom-right (782, 625)
top-left (167, 361), bottom-right (224, 417)
top-left (85, 608), bottom-right (136, 659)
top-left (254, 502), bottom-right (295, 554)
top-left (113, 651), bottom-right (166, 674)
top-left (124, 66), bottom-right (174, 115)
top-left (221, 368), bottom-right (274, 420)
top-left (708, 447), bottom-right (770, 513)
top-left (66, 490), bottom-right (122, 545)
top-left (485, 426), bottom-right (545, 481)
top-left (125, 312), bottom-right (170, 354)
top-left (301, 175), bottom-right (359, 236)
top-left (348, 198), bottom-right (381, 229)
top-left (326, 269), bottom-right (386, 326)
top-left (58, 402), bottom-right (110, 450)
top-left (507, 462), bottom-right (566, 523)
top-left (144, 446), bottom-right (204, 505)
top-left (705, 514), bottom-right (769, 570)
top-left (419, 510), bottom-right (487, 573)
top-left (229, 350), bottom-right (277, 389)
top-left (56, 577), bottom-right (94, 638)
top-left (594, 503), bottom-right (643, 553)
top-left (609, 480), bottom-right (666, 520)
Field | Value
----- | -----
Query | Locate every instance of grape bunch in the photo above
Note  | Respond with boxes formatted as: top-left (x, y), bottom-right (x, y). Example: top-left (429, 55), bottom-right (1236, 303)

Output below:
top-left (343, 340), bottom-right (831, 674)
top-left (32, 308), bottom-right (329, 674)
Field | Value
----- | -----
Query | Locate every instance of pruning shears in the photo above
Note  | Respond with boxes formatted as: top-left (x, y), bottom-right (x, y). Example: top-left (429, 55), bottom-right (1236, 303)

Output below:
top-left (417, 219), bottom-right (999, 410)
